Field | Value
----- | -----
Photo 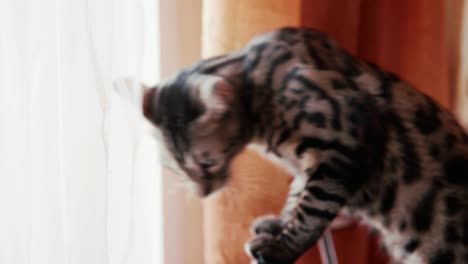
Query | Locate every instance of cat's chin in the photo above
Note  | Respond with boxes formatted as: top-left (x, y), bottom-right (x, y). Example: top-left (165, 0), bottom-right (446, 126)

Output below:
top-left (196, 179), bottom-right (227, 198)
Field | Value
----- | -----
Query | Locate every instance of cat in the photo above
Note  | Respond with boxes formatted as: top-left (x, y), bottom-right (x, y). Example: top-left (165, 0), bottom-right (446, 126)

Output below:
top-left (128, 27), bottom-right (468, 264)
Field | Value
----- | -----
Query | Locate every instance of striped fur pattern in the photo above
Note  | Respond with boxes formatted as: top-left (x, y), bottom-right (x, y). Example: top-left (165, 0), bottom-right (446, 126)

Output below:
top-left (142, 27), bottom-right (468, 263)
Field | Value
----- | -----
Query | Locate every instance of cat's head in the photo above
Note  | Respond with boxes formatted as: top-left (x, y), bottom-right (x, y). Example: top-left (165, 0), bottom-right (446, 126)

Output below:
top-left (142, 72), bottom-right (248, 197)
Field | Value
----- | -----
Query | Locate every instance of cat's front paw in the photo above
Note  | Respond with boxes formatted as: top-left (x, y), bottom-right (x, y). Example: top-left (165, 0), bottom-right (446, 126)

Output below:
top-left (245, 233), bottom-right (297, 264)
top-left (251, 215), bottom-right (283, 236)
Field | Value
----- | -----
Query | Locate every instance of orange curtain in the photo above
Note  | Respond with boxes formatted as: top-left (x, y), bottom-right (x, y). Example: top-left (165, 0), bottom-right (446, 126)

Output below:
top-left (201, 1), bottom-right (460, 263)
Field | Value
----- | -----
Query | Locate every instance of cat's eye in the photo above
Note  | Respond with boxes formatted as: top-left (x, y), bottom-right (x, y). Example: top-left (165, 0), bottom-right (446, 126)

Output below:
top-left (192, 122), bottom-right (218, 137)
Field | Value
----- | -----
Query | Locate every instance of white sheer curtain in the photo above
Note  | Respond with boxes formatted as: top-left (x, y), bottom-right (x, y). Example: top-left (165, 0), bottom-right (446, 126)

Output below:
top-left (0, 0), bottom-right (164, 263)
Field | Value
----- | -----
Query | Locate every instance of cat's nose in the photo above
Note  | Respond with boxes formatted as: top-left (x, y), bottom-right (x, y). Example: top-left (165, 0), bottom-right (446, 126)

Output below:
top-left (199, 160), bottom-right (217, 172)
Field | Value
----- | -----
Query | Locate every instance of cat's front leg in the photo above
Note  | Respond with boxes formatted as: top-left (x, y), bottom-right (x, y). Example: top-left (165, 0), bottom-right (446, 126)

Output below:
top-left (251, 215), bottom-right (283, 236)
top-left (251, 177), bottom-right (306, 236)
top-left (246, 157), bottom-right (356, 264)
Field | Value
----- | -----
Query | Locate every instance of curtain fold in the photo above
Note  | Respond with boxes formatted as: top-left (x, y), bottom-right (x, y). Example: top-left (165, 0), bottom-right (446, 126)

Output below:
top-left (455, 1), bottom-right (468, 128)
top-left (0, 0), bottom-right (163, 263)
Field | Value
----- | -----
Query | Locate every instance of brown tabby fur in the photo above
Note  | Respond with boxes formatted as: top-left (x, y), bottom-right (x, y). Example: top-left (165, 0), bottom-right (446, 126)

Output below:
top-left (140, 27), bottom-right (468, 264)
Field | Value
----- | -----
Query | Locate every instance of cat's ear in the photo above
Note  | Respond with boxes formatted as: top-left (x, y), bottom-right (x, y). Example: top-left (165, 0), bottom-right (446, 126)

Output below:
top-left (142, 86), bottom-right (160, 125)
top-left (202, 77), bottom-right (235, 119)
top-left (113, 77), bottom-right (160, 125)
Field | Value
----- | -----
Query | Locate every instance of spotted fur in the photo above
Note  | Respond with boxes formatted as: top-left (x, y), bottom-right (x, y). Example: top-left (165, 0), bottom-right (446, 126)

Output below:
top-left (141, 27), bottom-right (468, 264)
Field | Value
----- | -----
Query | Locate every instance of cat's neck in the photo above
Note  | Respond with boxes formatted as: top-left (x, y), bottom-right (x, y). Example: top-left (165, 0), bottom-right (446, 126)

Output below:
top-left (241, 62), bottom-right (298, 141)
top-left (197, 49), bottom-right (298, 141)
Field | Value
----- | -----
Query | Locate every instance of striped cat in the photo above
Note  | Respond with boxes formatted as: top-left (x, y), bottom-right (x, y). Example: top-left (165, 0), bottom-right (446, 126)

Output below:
top-left (137, 27), bottom-right (468, 264)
